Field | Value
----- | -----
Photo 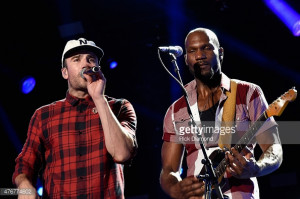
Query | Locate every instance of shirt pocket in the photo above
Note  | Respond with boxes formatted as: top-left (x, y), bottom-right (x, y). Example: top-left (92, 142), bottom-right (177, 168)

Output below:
top-left (174, 117), bottom-right (193, 136)
top-left (235, 110), bottom-right (251, 132)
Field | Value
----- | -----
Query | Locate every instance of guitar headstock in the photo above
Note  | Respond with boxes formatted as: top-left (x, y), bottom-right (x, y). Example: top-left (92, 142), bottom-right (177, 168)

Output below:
top-left (266, 87), bottom-right (297, 117)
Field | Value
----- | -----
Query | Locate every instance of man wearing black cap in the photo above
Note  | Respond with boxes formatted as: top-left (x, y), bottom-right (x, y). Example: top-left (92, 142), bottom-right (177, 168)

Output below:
top-left (12, 38), bottom-right (138, 199)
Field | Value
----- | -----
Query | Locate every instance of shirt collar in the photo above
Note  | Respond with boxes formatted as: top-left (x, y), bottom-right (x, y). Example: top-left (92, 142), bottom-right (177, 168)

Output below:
top-left (66, 91), bottom-right (94, 106)
top-left (220, 72), bottom-right (231, 91)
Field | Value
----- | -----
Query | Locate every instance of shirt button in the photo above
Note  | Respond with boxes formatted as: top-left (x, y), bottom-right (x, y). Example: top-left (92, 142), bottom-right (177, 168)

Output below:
top-left (92, 107), bottom-right (98, 114)
top-left (79, 131), bottom-right (82, 135)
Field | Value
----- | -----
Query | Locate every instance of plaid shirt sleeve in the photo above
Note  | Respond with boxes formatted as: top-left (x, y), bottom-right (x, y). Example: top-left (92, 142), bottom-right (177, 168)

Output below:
top-left (12, 109), bottom-right (43, 185)
top-left (112, 98), bottom-right (138, 162)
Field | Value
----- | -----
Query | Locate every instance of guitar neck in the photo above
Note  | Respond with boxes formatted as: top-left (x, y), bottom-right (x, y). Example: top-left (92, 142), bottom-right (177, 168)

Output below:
top-left (215, 111), bottom-right (269, 179)
top-left (234, 112), bottom-right (268, 151)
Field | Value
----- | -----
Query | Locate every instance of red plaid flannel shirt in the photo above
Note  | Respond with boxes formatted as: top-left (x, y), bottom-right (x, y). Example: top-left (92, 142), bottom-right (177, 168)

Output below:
top-left (12, 92), bottom-right (137, 199)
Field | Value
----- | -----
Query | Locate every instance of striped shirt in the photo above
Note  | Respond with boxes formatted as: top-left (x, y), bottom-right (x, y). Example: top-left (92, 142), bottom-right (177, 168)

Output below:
top-left (12, 92), bottom-right (137, 199)
top-left (163, 73), bottom-right (277, 198)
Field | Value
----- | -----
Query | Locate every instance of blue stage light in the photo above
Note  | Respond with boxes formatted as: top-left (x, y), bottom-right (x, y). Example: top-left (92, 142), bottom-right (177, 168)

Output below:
top-left (109, 61), bottom-right (118, 69)
top-left (264, 0), bottom-right (300, 36)
top-left (20, 76), bottom-right (36, 94)
top-left (37, 187), bottom-right (43, 196)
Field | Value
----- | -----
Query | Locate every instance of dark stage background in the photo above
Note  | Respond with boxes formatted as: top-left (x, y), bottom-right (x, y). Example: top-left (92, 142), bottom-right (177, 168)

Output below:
top-left (1, 0), bottom-right (300, 198)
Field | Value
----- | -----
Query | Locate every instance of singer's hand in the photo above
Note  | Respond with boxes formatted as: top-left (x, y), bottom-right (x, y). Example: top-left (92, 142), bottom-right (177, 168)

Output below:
top-left (84, 67), bottom-right (106, 100)
top-left (15, 174), bottom-right (38, 199)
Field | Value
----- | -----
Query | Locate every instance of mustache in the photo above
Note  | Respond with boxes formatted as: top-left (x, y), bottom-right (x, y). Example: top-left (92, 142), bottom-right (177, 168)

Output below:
top-left (194, 61), bottom-right (210, 67)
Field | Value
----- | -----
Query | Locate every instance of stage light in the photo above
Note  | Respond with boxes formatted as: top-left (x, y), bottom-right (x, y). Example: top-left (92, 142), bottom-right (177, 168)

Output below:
top-left (180, 168), bottom-right (183, 175)
top-left (35, 177), bottom-right (43, 196)
top-left (264, 0), bottom-right (300, 36)
top-left (37, 186), bottom-right (43, 196)
top-left (20, 76), bottom-right (36, 94)
top-left (109, 61), bottom-right (118, 69)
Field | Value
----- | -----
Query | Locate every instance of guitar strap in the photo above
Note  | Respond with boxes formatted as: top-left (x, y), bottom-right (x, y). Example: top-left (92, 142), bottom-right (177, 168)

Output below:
top-left (218, 79), bottom-right (238, 150)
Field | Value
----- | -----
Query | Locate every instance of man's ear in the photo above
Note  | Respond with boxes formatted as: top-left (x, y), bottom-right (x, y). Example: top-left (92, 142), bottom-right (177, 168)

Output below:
top-left (184, 54), bottom-right (188, 66)
top-left (219, 47), bottom-right (224, 63)
top-left (61, 67), bottom-right (68, 79)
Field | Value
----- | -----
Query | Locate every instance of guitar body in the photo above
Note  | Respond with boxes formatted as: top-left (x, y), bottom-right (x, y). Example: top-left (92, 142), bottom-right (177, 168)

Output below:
top-left (198, 147), bottom-right (226, 187)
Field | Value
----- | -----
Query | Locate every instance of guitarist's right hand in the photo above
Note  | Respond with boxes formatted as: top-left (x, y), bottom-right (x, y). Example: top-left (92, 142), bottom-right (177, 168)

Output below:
top-left (225, 147), bottom-right (259, 179)
top-left (170, 176), bottom-right (205, 199)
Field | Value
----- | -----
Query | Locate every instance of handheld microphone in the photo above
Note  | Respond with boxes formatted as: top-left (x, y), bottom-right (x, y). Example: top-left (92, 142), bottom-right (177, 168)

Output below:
top-left (80, 66), bottom-right (100, 79)
top-left (158, 46), bottom-right (183, 57)
top-left (83, 66), bottom-right (100, 75)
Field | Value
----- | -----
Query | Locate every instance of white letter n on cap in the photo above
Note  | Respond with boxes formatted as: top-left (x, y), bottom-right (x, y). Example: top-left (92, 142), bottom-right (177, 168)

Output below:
top-left (79, 38), bottom-right (87, 45)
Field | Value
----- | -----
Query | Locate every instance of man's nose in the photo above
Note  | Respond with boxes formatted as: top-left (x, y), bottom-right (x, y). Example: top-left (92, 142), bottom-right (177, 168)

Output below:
top-left (195, 50), bottom-right (206, 60)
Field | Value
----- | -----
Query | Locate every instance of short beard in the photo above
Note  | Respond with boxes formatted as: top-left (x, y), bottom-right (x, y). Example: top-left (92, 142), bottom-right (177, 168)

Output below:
top-left (193, 62), bottom-right (221, 87)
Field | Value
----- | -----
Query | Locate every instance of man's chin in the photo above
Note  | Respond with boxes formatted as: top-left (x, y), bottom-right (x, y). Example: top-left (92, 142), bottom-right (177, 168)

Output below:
top-left (195, 72), bottom-right (213, 82)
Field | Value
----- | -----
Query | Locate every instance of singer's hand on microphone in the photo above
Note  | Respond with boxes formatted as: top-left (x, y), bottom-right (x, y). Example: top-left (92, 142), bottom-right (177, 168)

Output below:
top-left (84, 66), bottom-right (106, 99)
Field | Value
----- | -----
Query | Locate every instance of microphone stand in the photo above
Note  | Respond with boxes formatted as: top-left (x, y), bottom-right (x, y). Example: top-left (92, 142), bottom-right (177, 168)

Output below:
top-left (168, 53), bottom-right (224, 199)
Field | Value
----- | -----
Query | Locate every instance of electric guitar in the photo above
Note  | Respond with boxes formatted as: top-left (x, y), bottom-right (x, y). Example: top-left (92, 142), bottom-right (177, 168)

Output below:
top-left (198, 87), bottom-right (297, 190)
